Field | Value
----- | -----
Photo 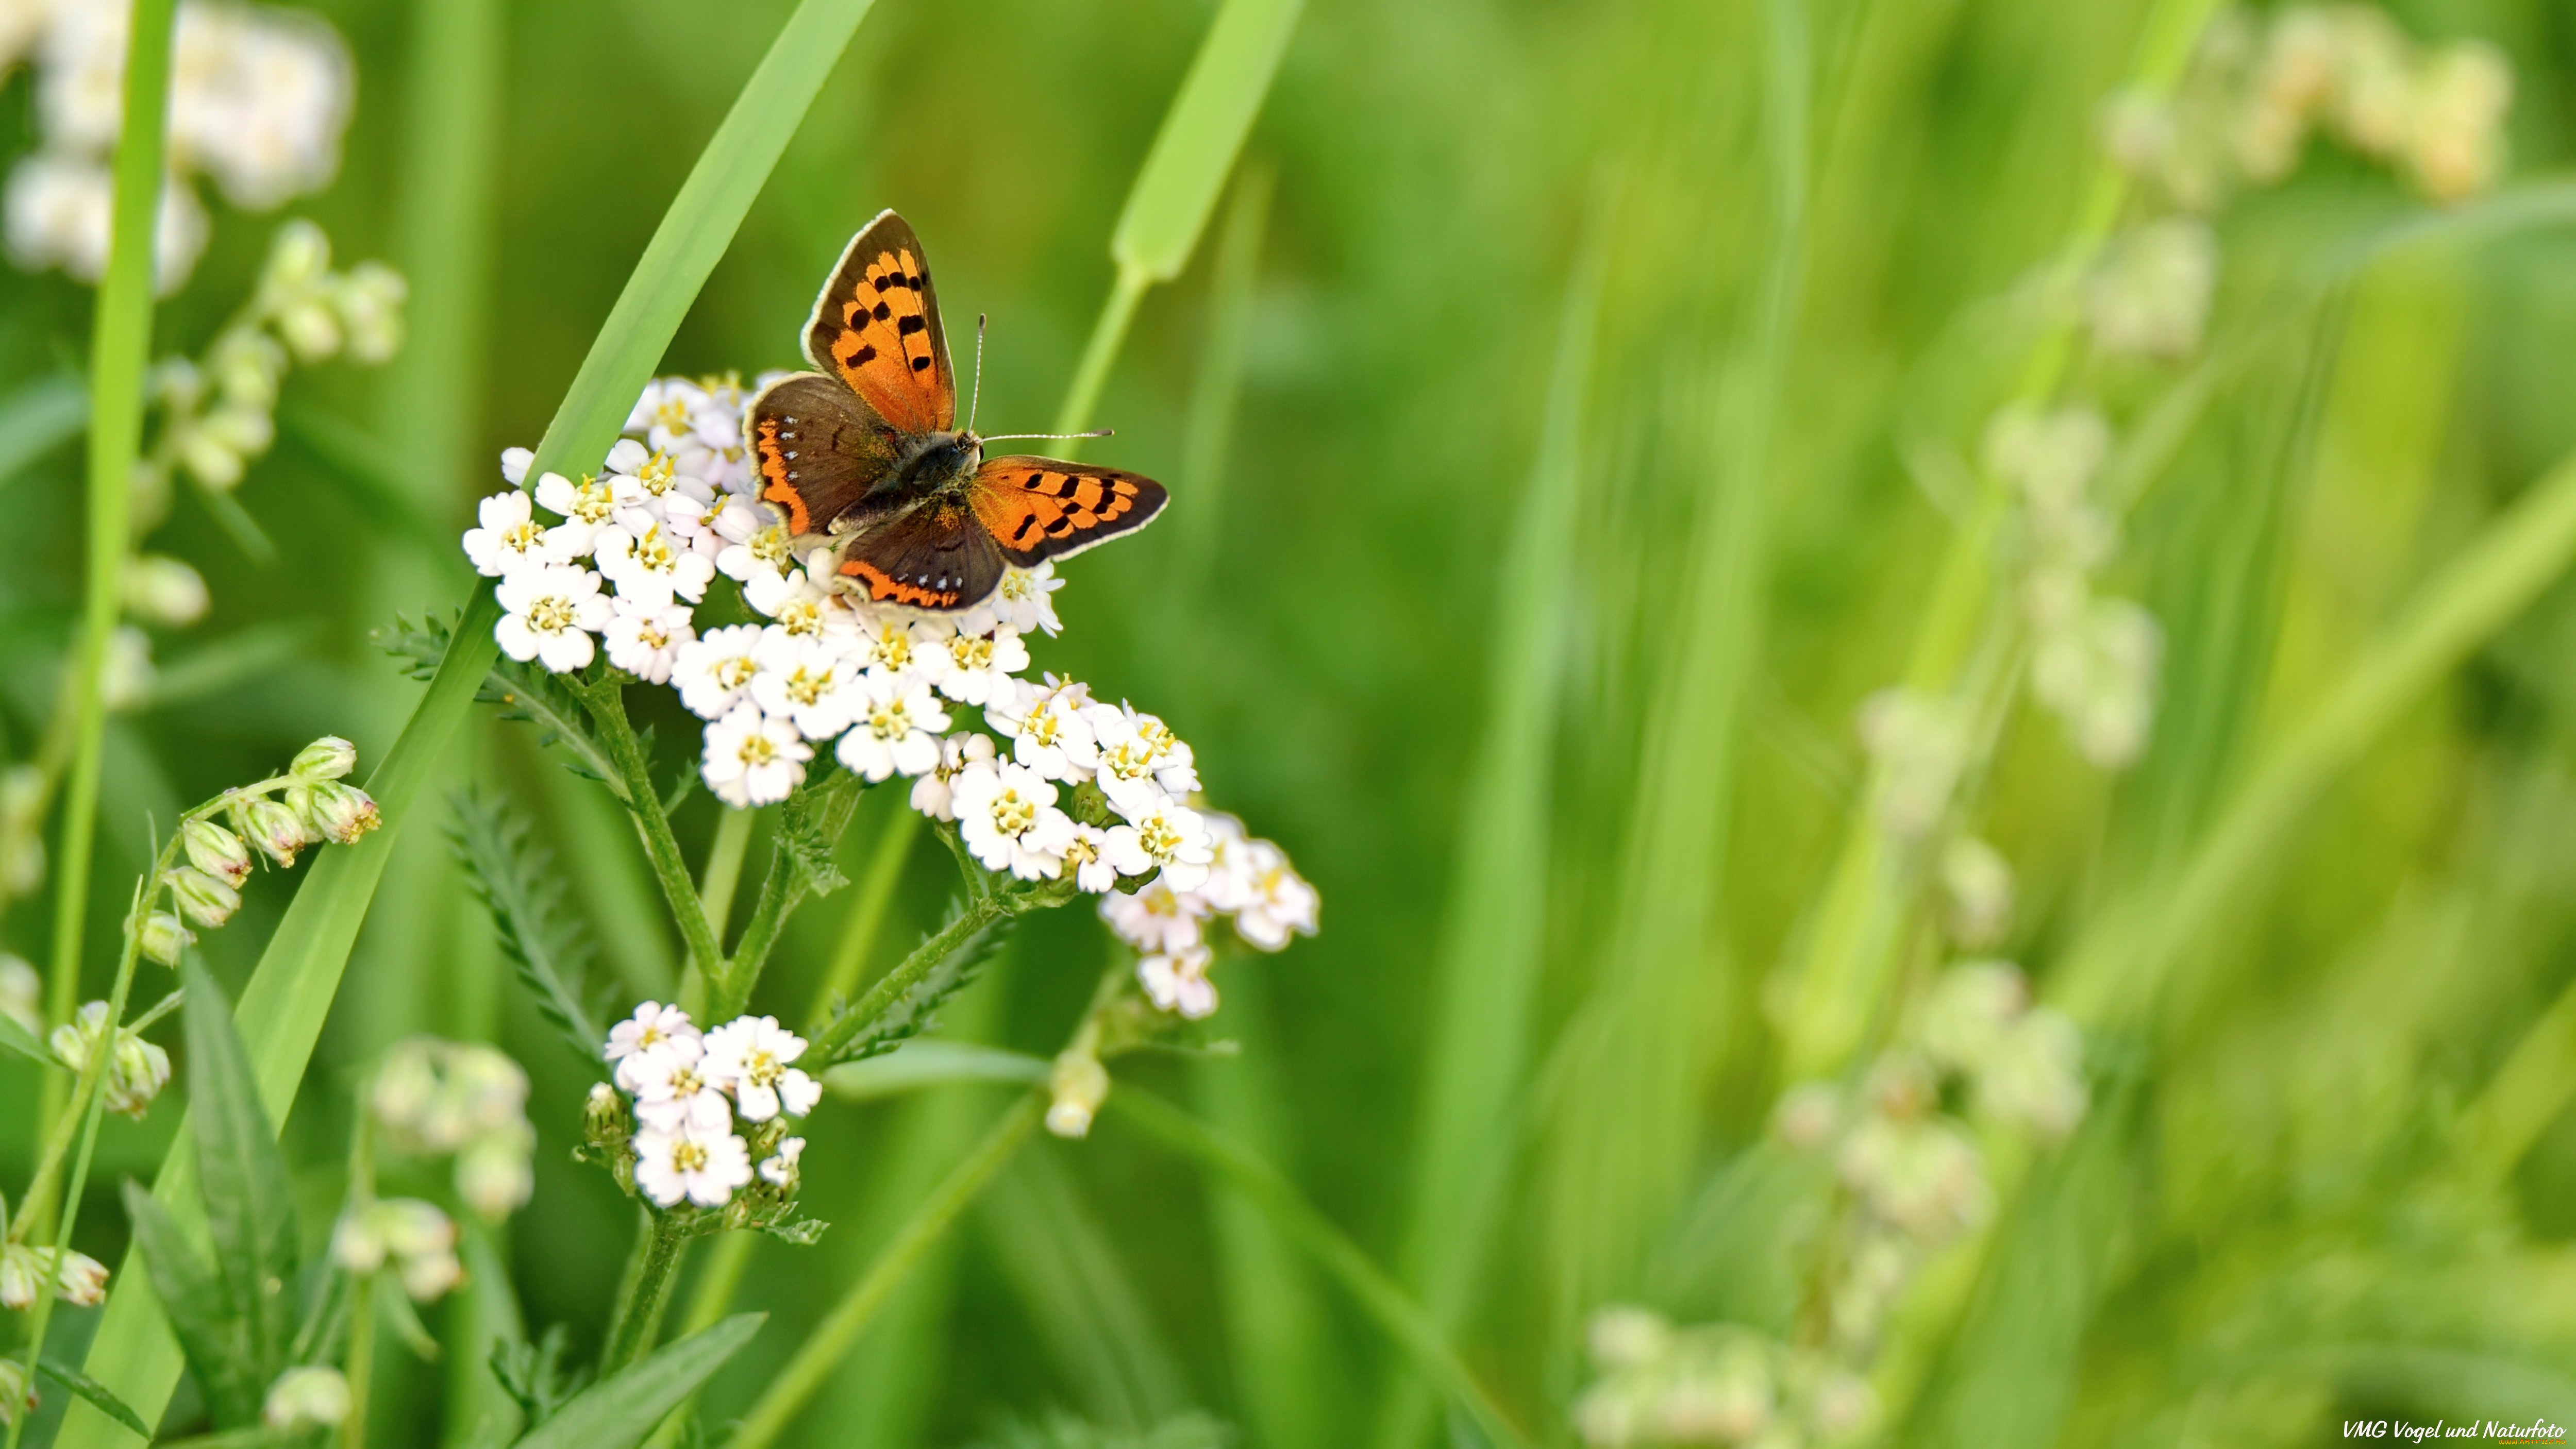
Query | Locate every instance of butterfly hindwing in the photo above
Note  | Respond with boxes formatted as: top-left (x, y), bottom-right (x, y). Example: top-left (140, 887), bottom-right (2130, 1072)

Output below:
top-left (837, 500), bottom-right (1005, 611)
top-left (745, 372), bottom-right (906, 537)
top-left (968, 455), bottom-right (1169, 567)
top-left (802, 210), bottom-right (955, 437)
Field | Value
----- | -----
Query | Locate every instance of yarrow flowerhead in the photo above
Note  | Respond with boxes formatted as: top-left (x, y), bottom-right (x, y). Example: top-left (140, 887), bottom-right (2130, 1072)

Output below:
top-left (596, 1003), bottom-right (823, 1214)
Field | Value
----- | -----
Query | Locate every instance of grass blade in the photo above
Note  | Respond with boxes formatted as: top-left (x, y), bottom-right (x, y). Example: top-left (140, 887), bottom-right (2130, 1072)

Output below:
top-left (514, 1314), bottom-right (764, 1449)
top-left (1105, 1087), bottom-right (1531, 1449)
top-left (57, 2), bottom-right (886, 1439)
top-left (180, 959), bottom-right (300, 1405)
top-left (0, 373), bottom-right (87, 487)
top-left (1374, 167), bottom-right (1616, 1449)
top-left (32, 1360), bottom-right (151, 1439)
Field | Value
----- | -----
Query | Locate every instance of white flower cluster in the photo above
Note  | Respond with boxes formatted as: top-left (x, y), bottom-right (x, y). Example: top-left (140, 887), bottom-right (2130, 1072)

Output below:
top-left (1771, 963), bottom-right (2085, 1359)
top-left (464, 375), bottom-right (1317, 1018)
top-left (600, 1002), bottom-right (813, 1210)
top-left (2, 0), bottom-right (351, 291)
top-left (1984, 405), bottom-right (2161, 770)
top-left (1573, 1307), bottom-right (1876, 1449)
top-left (0, 1242), bottom-right (108, 1312)
top-left (369, 1036), bottom-right (539, 1221)
top-left (2102, 5), bottom-right (2513, 215)
top-left (329, 1197), bottom-right (462, 1303)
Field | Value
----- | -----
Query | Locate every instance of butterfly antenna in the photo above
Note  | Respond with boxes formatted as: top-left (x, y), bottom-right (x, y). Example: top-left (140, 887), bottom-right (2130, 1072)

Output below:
top-left (966, 313), bottom-right (989, 434)
top-left (979, 429), bottom-right (1114, 442)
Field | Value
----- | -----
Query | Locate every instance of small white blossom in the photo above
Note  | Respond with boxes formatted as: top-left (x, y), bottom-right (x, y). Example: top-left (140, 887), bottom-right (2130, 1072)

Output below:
top-left (624, 1041), bottom-right (734, 1135)
top-left (603, 437), bottom-right (713, 517)
top-left (630, 376), bottom-right (710, 452)
top-left (747, 553), bottom-right (852, 645)
top-left (460, 490), bottom-right (558, 577)
top-left (596, 518), bottom-right (715, 608)
top-left (836, 672), bottom-right (951, 782)
top-left (1061, 823), bottom-right (1120, 893)
top-left (1138, 945), bottom-right (1218, 1020)
top-left (1101, 877), bottom-right (1211, 954)
top-left (845, 606), bottom-right (949, 684)
top-left (661, 488), bottom-right (742, 561)
top-left (499, 446), bottom-right (532, 485)
top-left (673, 624), bottom-right (766, 720)
top-left (1090, 704), bottom-right (1200, 816)
top-left (932, 626), bottom-right (1029, 707)
top-left (952, 760), bottom-right (1075, 880)
top-left (701, 1015), bottom-right (822, 1123)
top-left (759, 1136), bottom-right (805, 1187)
top-left (0, 1244), bottom-right (108, 1309)
top-left (910, 732), bottom-right (994, 821)
top-left (991, 563), bottom-right (1064, 636)
top-left (604, 1001), bottom-right (700, 1093)
top-left (493, 564), bottom-right (610, 674)
top-left (1230, 837), bottom-right (1320, 950)
top-left (715, 518), bottom-right (797, 585)
top-left (633, 1120), bottom-right (752, 1209)
top-left (751, 633), bottom-right (862, 740)
top-left (1102, 797), bottom-right (1214, 892)
top-left (1195, 813), bottom-right (1258, 912)
top-left (533, 470), bottom-right (630, 559)
top-left (701, 702), bottom-right (811, 807)
top-left (604, 598), bottom-right (695, 685)
top-left (990, 675), bottom-right (1098, 783)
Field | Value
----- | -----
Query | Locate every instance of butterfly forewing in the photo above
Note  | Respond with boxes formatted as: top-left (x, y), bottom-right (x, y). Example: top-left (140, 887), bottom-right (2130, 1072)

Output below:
top-left (802, 210), bottom-right (955, 437)
top-left (745, 372), bottom-right (905, 537)
top-left (837, 501), bottom-right (1004, 611)
top-left (968, 456), bottom-right (1169, 566)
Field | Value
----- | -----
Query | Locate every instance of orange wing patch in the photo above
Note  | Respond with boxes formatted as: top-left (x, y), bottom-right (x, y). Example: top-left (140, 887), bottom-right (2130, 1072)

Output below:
top-left (752, 416), bottom-right (811, 534)
top-left (804, 214), bottom-right (954, 438)
top-left (969, 457), bottom-right (1167, 566)
top-left (840, 555), bottom-right (964, 609)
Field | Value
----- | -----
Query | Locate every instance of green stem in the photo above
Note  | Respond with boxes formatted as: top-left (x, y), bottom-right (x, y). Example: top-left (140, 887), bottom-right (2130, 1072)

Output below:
top-left (698, 806), bottom-right (756, 943)
top-left (599, 1211), bottom-right (690, 1373)
top-left (724, 1094), bottom-right (1043, 1449)
top-left (342, 1271), bottom-right (376, 1449)
top-left (805, 804), bottom-right (919, 1027)
top-left (637, 1229), bottom-right (758, 1449)
top-left (578, 678), bottom-right (725, 991)
top-left (810, 892), bottom-right (1011, 1063)
top-left (37, 0), bottom-right (179, 1150)
top-left (1049, 264), bottom-right (1152, 447)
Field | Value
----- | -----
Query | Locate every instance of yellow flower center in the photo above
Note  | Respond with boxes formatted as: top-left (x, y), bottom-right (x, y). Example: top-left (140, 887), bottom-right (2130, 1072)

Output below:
top-left (715, 655), bottom-right (758, 689)
top-left (750, 526), bottom-right (793, 564)
top-left (991, 789), bottom-right (1036, 837)
top-left (780, 599), bottom-right (824, 636)
top-left (950, 635), bottom-right (994, 671)
top-left (639, 452), bottom-right (677, 494)
top-left (634, 526), bottom-right (676, 572)
top-left (784, 666), bottom-right (830, 707)
top-left (743, 1050), bottom-right (782, 1087)
top-left (572, 475), bottom-right (615, 523)
top-left (871, 701), bottom-right (912, 737)
top-left (1139, 816), bottom-right (1183, 861)
top-left (738, 733), bottom-right (777, 768)
top-left (653, 398), bottom-right (693, 434)
top-left (527, 596), bottom-right (576, 634)
top-left (503, 520), bottom-right (544, 552)
top-left (671, 1140), bottom-right (708, 1172)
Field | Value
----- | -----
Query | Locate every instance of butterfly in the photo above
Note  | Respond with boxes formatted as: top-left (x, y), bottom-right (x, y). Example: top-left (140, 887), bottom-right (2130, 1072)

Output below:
top-left (745, 209), bottom-right (1168, 612)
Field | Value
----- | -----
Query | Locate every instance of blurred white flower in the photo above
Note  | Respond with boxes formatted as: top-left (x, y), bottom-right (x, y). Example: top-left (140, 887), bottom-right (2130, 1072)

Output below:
top-left (1137, 945), bottom-right (1217, 1019)
top-left (1229, 838), bottom-right (1319, 950)
top-left (4, 151), bottom-right (206, 291)
top-left (2085, 218), bottom-right (2216, 360)
top-left (758, 1135), bottom-right (805, 1188)
top-left (0, 1243), bottom-right (108, 1309)
top-left (262, 1367), bottom-right (349, 1431)
top-left (1101, 876), bottom-right (1210, 954)
top-left (1102, 796), bottom-right (1213, 893)
top-left (123, 553), bottom-right (209, 626)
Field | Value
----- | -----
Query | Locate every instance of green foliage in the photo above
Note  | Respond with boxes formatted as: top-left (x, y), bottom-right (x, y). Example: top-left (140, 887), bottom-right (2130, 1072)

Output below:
top-left (449, 788), bottom-right (606, 1069)
top-left (970, 1410), bottom-right (1234, 1449)
top-left (28, 1361), bottom-right (150, 1439)
top-left (510, 1313), bottom-right (764, 1449)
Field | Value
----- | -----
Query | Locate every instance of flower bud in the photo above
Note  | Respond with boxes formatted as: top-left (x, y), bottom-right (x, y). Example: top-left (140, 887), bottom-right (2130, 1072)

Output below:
top-left (138, 911), bottom-right (193, 966)
top-left (456, 1125), bottom-right (534, 1220)
top-left (0, 953), bottom-right (40, 1036)
top-left (278, 300), bottom-right (343, 362)
top-left (1770, 1082), bottom-right (1842, 1151)
top-left (262, 218), bottom-right (330, 292)
top-left (373, 1198), bottom-right (457, 1258)
top-left (181, 819), bottom-right (254, 888)
top-left (208, 328), bottom-right (286, 411)
top-left (52, 1002), bottom-right (173, 1116)
top-left (757, 1136), bottom-right (805, 1189)
top-left (1587, 1305), bottom-right (1673, 1369)
top-left (0, 1357), bottom-right (33, 1425)
top-left (262, 1366), bottom-right (350, 1431)
top-left (398, 1248), bottom-right (466, 1302)
top-left (1045, 1050), bottom-right (1110, 1139)
top-left (291, 735), bottom-right (358, 781)
top-left (1, 1243), bottom-right (109, 1308)
top-left (101, 625), bottom-right (154, 710)
top-left (583, 1080), bottom-right (632, 1148)
top-left (166, 865), bottom-right (241, 928)
top-left (329, 1210), bottom-right (387, 1273)
top-left (335, 262), bottom-right (407, 364)
top-left (123, 554), bottom-right (210, 627)
top-left (291, 780), bottom-right (380, 845)
top-left (236, 796), bottom-right (311, 868)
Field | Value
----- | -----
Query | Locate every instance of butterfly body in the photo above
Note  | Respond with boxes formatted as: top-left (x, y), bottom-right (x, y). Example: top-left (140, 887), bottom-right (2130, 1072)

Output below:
top-left (748, 210), bottom-right (1167, 613)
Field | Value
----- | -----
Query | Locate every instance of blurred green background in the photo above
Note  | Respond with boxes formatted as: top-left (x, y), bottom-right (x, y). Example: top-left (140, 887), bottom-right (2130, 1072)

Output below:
top-left (10, 0), bottom-right (2576, 1445)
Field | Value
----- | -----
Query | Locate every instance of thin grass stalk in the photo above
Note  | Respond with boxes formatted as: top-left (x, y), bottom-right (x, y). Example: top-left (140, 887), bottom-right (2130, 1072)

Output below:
top-left (58, 4), bottom-right (885, 1437)
top-left (1162, 167), bottom-right (1272, 615)
top-left (1373, 166), bottom-right (1618, 1449)
top-left (698, 806), bottom-right (757, 944)
top-left (36, 0), bottom-right (178, 1136)
top-left (1109, 1088), bottom-right (1531, 1449)
top-left (1542, 0), bottom-right (1806, 1364)
top-left (805, 802), bottom-right (919, 1026)
top-left (2456, 968), bottom-right (2576, 1181)
top-left (724, 1094), bottom-right (1045, 1449)
top-left (1773, 0), bottom-right (2229, 1081)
